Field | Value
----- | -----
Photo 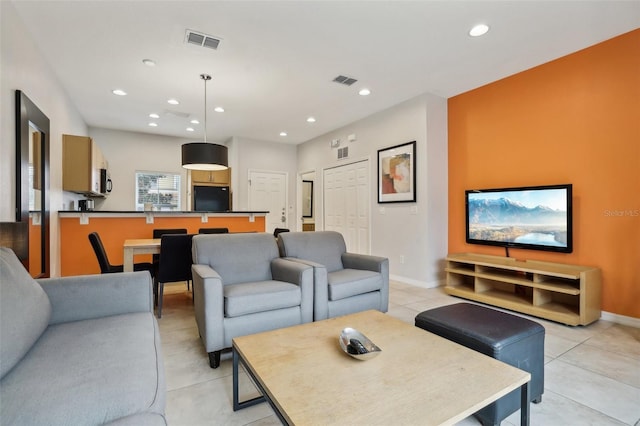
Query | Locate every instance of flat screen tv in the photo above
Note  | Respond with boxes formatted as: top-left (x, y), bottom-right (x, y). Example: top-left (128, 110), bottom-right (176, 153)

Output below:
top-left (193, 185), bottom-right (230, 212)
top-left (466, 184), bottom-right (572, 254)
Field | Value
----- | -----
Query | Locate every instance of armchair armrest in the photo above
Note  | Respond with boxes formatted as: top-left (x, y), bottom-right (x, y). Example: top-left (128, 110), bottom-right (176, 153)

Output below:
top-left (271, 258), bottom-right (314, 323)
top-left (271, 258), bottom-right (313, 286)
top-left (342, 253), bottom-right (388, 274)
top-left (38, 271), bottom-right (153, 325)
top-left (191, 264), bottom-right (225, 352)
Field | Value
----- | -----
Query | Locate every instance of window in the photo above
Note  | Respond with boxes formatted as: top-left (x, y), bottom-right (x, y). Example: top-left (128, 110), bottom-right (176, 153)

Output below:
top-left (135, 172), bottom-right (181, 211)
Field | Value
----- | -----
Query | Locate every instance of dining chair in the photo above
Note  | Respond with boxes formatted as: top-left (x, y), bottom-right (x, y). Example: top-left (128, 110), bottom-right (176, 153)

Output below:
top-left (88, 232), bottom-right (154, 276)
top-left (198, 227), bottom-right (229, 234)
top-left (273, 228), bottom-right (289, 238)
top-left (155, 233), bottom-right (195, 318)
top-left (152, 228), bottom-right (187, 292)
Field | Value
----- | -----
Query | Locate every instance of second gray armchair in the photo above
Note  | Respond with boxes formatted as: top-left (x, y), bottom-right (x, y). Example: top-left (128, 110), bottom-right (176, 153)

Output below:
top-left (191, 233), bottom-right (313, 368)
top-left (277, 231), bottom-right (389, 321)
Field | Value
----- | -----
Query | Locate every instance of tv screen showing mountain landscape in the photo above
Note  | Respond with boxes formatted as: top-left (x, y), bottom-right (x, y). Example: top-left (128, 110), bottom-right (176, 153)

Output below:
top-left (467, 187), bottom-right (569, 248)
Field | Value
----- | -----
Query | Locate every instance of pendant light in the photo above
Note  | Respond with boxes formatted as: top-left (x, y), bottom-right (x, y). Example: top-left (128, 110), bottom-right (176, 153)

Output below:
top-left (181, 74), bottom-right (228, 170)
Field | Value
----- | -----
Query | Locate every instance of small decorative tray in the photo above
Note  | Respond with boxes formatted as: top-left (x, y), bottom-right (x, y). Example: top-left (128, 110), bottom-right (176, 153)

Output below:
top-left (339, 327), bottom-right (381, 360)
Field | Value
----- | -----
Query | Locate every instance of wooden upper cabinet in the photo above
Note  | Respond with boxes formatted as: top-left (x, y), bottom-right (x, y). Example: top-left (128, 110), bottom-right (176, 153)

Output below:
top-left (191, 168), bottom-right (231, 186)
top-left (62, 134), bottom-right (106, 196)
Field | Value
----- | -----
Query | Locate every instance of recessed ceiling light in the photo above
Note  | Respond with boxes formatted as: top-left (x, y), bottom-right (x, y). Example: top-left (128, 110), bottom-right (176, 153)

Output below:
top-left (190, 119), bottom-right (200, 124)
top-left (167, 99), bottom-right (179, 105)
top-left (214, 107), bottom-right (225, 113)
top-left (280, 132), bottom-right (287, 137)
top-left (359, 88), bottom-right (371, 96)
top-left (148, 122), bottom-right (158, 127)
top-left (307, 117), bottom-right (316, 123)
top-left (469, 24), bottom-right (489, 37)
top-left (142, 59), bottom-right (156, 67)
top-left (149, 113), bottom-right (160, 119)
top-left (112, 89), bottom-right (127, 96)
top-left (186, 127), bottom-right (195, 132)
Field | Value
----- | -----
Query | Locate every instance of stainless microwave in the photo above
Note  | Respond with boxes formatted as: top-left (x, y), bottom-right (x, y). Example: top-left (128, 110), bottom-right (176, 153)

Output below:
top-left (100, 169), bottom-right (112, 194)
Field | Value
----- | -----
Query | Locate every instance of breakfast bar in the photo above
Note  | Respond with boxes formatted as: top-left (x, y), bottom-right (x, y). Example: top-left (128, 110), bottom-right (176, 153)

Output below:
top-left (59, 211), bottom-right (267, 276)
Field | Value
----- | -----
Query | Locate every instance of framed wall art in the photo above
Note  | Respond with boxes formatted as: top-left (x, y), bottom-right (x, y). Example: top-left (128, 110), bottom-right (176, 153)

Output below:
top-left (377, 141), bottom-right (416, 203)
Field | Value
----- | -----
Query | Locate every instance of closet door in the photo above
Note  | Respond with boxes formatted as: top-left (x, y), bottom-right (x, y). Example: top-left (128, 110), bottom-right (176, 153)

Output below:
top-left (323, 160), bottom-right (369, 254)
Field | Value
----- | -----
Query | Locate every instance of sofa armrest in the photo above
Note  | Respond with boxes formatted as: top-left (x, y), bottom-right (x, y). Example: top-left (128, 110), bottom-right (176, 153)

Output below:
top-left (38, 271), bottom-right (153, 325)
top-left (191, 264), bottom-right (225, 352)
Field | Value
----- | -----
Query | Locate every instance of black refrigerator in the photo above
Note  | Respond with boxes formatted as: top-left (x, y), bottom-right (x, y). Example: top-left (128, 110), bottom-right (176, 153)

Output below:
top-left (193, 185), bottom-right (230, 212)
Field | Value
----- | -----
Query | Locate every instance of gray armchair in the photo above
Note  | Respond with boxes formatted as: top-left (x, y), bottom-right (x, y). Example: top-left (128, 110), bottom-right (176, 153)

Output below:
top-left (277, 231), bottom-right (389, 321)
top-left (191, 233), bottom-right (313, 368)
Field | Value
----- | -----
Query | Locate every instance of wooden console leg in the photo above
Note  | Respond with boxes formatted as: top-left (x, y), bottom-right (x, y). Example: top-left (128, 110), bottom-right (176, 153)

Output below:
top-left (209, 351), bottom-right (221, 368)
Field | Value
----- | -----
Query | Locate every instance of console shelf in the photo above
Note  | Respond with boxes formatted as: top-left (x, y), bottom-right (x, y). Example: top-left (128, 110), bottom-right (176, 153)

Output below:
top-left (445, 253), bottom-right (602, 326)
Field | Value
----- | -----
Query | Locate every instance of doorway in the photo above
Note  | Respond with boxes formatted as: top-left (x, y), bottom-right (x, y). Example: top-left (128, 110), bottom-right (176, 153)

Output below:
top-left (323, 160), bottom-right (370, 254)
top-left (248, 170), bottom-right (288, 234)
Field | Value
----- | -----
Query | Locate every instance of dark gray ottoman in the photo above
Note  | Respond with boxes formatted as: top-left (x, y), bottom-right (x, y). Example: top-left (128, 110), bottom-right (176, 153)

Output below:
top-left (415, 303), bottom-right (544, 426)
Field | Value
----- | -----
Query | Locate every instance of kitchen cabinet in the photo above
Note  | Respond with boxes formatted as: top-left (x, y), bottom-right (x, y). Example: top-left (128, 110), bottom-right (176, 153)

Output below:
top-left (62, 134), bottom-right (107, 197)
top-left (191, 169), bottom-right (230, 186)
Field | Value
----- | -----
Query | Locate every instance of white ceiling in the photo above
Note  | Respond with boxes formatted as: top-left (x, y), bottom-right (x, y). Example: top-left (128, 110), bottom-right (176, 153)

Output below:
top-left (11, 1), bottom-right (640, 145)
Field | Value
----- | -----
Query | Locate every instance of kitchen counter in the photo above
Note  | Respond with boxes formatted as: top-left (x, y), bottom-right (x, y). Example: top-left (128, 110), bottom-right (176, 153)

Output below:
top-left (59, 211), bottom-right (267, 276)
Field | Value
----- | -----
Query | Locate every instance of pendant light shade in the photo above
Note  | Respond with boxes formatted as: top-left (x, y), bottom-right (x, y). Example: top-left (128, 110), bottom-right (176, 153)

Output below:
top-left (182, 74), bottom-right (228, 170)
top-left (182, 142), bottom-right (228, 170)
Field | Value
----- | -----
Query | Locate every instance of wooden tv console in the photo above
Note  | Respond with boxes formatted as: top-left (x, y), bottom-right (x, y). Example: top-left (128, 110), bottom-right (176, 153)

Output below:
top-left (445, 253), bottom-right (602, 326)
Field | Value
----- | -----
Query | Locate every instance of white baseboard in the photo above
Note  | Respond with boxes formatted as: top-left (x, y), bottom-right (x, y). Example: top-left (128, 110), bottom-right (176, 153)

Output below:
top-left (390, 274), bottom-right (442, 289)
top-left (600, 311), bottom-right (640, 328)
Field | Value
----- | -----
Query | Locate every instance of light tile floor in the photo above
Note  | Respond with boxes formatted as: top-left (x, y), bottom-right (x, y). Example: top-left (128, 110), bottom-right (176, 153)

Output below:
top-left (159, 281), bottom-right (640, 426)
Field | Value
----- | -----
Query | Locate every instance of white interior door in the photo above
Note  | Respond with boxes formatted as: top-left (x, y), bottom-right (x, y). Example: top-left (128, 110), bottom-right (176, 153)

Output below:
top-left (248, 170), bottom-right (287, 233)
top-left (323, 160), bottom-right (369, 253)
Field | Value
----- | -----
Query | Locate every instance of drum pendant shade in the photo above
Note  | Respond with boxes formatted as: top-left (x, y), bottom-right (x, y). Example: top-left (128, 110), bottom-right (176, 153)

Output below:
top-left (181, 74), bottom-right (228, 170)
top-left (182, 142), bottom-right (228, 170)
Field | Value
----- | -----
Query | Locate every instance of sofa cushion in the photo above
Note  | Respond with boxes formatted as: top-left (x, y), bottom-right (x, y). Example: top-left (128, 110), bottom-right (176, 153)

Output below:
top-left (278, 231), bottom-right (346, 273)
top-left (0, 312), bottom-right (165, 426)
top-left (328, 269), bottom-right (382, 301)
top-left (224, 280), bottom-right (302, 317)
top-left (0, 247), bottom-right (52, 379)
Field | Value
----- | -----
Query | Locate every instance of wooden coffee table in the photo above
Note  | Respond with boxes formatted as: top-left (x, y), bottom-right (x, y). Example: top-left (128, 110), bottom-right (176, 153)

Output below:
top-left (232, 310), bottom-right (530, 425)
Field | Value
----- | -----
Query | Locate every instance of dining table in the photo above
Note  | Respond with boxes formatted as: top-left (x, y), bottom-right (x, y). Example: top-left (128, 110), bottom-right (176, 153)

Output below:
top-left (123, 238), bottom-right (160, 272)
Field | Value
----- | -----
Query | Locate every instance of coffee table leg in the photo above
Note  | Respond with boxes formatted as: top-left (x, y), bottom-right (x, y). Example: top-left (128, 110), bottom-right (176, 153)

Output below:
top-left (520, 381), bottom-right (530, 426)
top-left (232, 347), bottom-right (266, 411)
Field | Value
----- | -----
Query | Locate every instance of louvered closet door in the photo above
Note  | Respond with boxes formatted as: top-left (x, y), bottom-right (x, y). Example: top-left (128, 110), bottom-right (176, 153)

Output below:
top-left (323, 160), bottom-right (370, 254)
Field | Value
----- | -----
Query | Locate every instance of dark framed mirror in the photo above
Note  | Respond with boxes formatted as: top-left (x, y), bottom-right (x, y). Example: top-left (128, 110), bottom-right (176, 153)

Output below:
top-left (302, 180), bottom-right (313, 218)
top-left (16, 90), bottom-right (50, 278)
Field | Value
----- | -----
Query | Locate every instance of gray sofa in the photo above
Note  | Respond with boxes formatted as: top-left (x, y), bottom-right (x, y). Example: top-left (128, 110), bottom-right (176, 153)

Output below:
top-left (0, 247), bottom-right (166, 425)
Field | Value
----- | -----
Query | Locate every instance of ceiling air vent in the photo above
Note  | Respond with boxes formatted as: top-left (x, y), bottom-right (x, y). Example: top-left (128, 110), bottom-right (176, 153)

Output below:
top-left (332, 75), bottom-right (358, 86)
top-left (185, 30), bottom-right (221, 50)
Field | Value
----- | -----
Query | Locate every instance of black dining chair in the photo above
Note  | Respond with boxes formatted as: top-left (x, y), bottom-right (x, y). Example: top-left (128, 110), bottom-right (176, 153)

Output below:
top-left (273, 228), bottom-right (290, 238)
top-left (88, 232), bottom-right (154, 276)
top-left (152, 228), bottom-right (187, 287)
top-left (198, 227), bottom-right (229, 234)
top-left (155, 233), bottom-right (194, 318)
top-left (156, 234), bottom-right (193, 318)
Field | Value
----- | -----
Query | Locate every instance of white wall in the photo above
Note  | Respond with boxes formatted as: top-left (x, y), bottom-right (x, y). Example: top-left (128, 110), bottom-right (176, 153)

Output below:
top-left (1, 1), bottom-right (88, 276)
top-left (87, 128), bottom-right (192, 211)
top-left (231, 136), bottom-right (298, 224)
top-left (297, 94), bottom-right (448, 287)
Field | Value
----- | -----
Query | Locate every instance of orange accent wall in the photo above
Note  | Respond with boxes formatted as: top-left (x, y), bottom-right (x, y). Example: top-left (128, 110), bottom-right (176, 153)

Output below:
top-left (60, 216), bottom-right (265, 276)
top-left (448, 30), bottom-right (640, 319)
